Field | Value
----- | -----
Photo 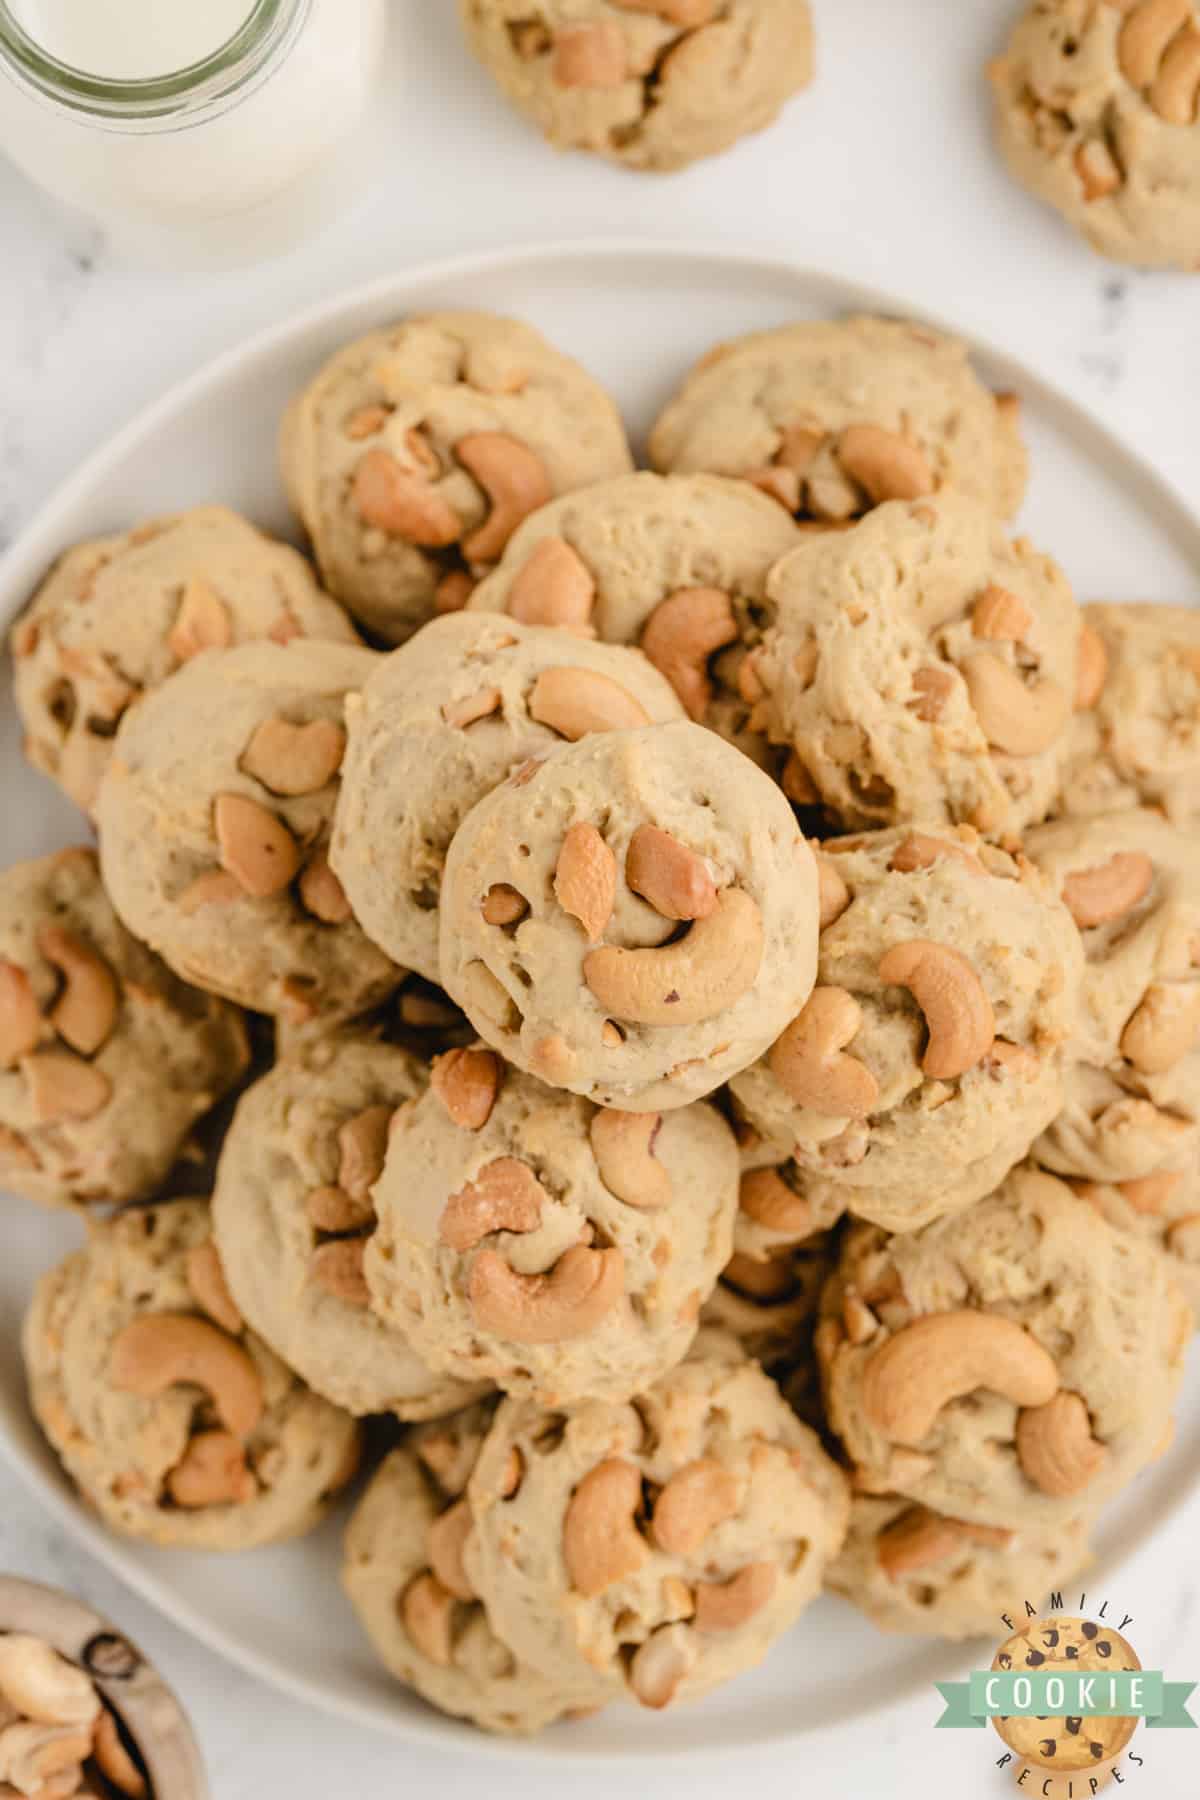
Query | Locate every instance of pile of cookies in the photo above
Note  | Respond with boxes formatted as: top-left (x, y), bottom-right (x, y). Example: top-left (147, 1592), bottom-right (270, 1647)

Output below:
top-left (3, 305), bottom-right (1198, 1737)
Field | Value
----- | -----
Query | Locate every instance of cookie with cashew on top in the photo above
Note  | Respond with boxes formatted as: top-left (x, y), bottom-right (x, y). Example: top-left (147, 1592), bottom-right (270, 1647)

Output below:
top-left (818, 1166), bottom-right (1190, 1530)
top-left (365, 1056), bottom-right (739, 1403)
top-left (95, 640), bottom-right (399, 1023)
top-left (648, 315), bottom-right (1027, 524)
top-left (464, 1331), bottom-right (850, 1711)
top-left (280, 311), bottom-right (633, 643)
top-left (343, 1401), bottom-right (604, 1734)
top-left (0, 848), bottom-right (249, 1211)
top-left (458, 0), bottom-right (814, 173)
top-left (9, 505), bottom-right (360, 818)
top-left (729, 824), bottom-right (1083, 1233)
top-left (331, 612), bottom-right (685, 984)
top-left (23, 1200), bottom-right (361, 1549)
top-left (212, 1029), bottom-right (488, 1419)
top-left (990, 0), bottom-right (1200, 269)
top-left (438, 720), bottom-right (820, 1110)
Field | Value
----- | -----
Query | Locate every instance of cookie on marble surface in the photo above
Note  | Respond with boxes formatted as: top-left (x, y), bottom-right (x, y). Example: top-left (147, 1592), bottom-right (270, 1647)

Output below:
top-left (0, 848), bottom-right (248, 1211)
top-left (366, 1055), bottom-right (738, 1403)
top-left (458, 0), bottom-right (813, 173)
top-left (331, 612), bottom-right (685, 984)
top-left (438, 721), bottom-right (820, 1110)
top-left (280, 311), bottom-right (632, 642)
top-left (23, 1199), bottom-right (361, 1549)
top-left (990, 1), bottom-right (1200, 270)
top-left (96, 641), bottom-right (398, 1022)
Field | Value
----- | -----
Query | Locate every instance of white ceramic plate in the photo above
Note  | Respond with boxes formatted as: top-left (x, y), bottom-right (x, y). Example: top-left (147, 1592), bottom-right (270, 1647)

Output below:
top-left (0, 242), bottom-right (1197, 1762)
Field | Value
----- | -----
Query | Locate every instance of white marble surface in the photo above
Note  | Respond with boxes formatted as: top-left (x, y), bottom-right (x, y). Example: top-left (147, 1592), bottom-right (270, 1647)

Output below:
top-left (0, 1), bottom-right (1198, 1794)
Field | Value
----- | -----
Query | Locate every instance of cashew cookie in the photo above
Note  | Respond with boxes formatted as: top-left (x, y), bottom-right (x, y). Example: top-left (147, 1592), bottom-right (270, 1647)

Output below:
top-left (0, 848), bottom-right (249, 1210)
top-left (96, 640), bottom-right (398, 1022)
top-left (819, 1166), bottom-right (1189, 1528)
top-left (331, 612), bottom-right (685, 983)
top-left (365, 1058), bottom-right (738, 1403)
top-left (23, 1200), bottom-right (361, 1549)
top-left (438, 721), bottom-right (820, 1110)
top-left (280, 311), bottom-right (633, 642)
top-left (465, 1332), bottom-right (850, 1710)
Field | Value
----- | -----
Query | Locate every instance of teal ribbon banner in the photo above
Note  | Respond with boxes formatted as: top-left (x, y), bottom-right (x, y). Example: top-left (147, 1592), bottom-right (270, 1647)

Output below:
top-left (935, 1670), bottom-right (1196, 1731)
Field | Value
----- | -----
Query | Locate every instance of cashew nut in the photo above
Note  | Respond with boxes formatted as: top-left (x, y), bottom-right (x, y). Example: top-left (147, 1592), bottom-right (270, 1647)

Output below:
top-left (552, 21), bottom-right (627, 88)
top-left (528, 667), bottom-right (650, 738)
top-left (456, 434), bottom-right (552, 563)
top-left (589, 1109), bottom-right (671, 1209)
top-left (185, 1240), bottom-right (243, 1336)
top-left (92, 1711), bottom-right (147, 1800)
top-left (1119, 1170), bottom-right (1182, 1214)
top-left (1120, 981), bottom-right (1200, 1074)
top-left (0, 1721), bottom-right (92, 1794)
top-left (214, 793), bottom-right (301, 898)
top-left (1151, 19), bottom-right (1200, 121)
top-left (338, 1105), bottom-right (392, 1201)
top-left (35, 927), bottom-right (118, 1057)
top-left (0, 1639), bottom-right (98, 1729)
top-left (768, 987), bottom-right (880, 1118)
top-left (441, 686), bottom-right (501, 729)
top-left (1075, 621), bottom-right (1109, 709)
top-left (166, 1429), bottom-right (257, 1508)
top-left (481, 884), bottom-right (528, 927)
top-left (1015, 1391), bottom-right (1108, 1498)
top-left (178, 871), bottom-right (243, 915)
top-left (583, 888), bottom-right (763, 1026)
top-left (306, 1185), bottom-right (373, 1234)
top-left (401, 1573), bottom-right (457, 1667)
top-left (507, 537), bottom-right (595, 627)
top-left (971, 583), bottom-right (1032, 642)
top-left (860, 1311), bottom-right (1059, 1447)
top-left (836, 425), bottom-right (933, 503)
top-left (875, 1506), bottom-right (1012, 1581)
top-left (427, 1499), bottom-right (477, 1601)
top-left (692, 1562), bottom-right (777, 1633)
top-left (108, 1312), bottom-right (263, 1438)
top-left (21, 1051), bottom-right (112, 1123)
top-left (628, 1624), bottom-right (696, 1711)
top-left (639, 588), bottom-right (739, 721)
top-left (908, 664), bottom-right (956, 723)
top-left (430, 1046), bottom-right (502, 1130)
top-left (722, 1251), bottom-right (796, 1301)
top-left (439, 1157), bottom-right (546, 1251)
top-left (0, 962), bottom-right (40, 1069)
top-left (888, 833), bottom-right (983, 876)
top-left (738, 1167), bottom-right (814, 1237)
top-left (562, 1459), bottom-right (647, 1596)
top-left (310, 1238), bottom-right (370, 1307)
top-left (298, 850), bottom-right (352, 923)
top-left (877, 939), bottom-right (995, 1079)
top-left (468, 1244), bottom-right (624, 1343)
top-left (625, 826), bottom-right (717, 921)
top-left (352, 449), bottom-right (461, 548)
top-left (1119, 0), bottom-right (1191, 86)
top-left (651, 1460), bottom-right (739, 1556)
top-left (167, 577), bottom-right (231, 662)
top-left (960, 652), bottom-right (1070, 756)
top-left (239, 716), bottom-right (346, 797)
top-left (815, 855), bottom-right (850, 929)
top-left (554, 823), bottom-right (617, 942)
top-left (435, 570), bottom-right (475, 614)
top-left (1061, 852), bottom-right (1153, 929)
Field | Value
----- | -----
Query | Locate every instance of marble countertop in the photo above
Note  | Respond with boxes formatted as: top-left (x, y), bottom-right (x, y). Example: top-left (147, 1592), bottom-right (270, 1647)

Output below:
top-left (1, 1), bottom-right (1197, 1794)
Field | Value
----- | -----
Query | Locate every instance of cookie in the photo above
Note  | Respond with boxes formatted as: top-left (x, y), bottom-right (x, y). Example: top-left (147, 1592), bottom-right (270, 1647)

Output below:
top-left (342, 1402), bottom-right (602, 1734)
top-left (212, 1030), bottom-right (486, 1419)
top-left (23, 1200), bottom-right (361, 1549)
top-left (1070, 1161), bottom-right (1200, 1327)
top-left (280, 311), bottom-right (633, 642)
top-left (465, 1332), bottom-right (850, 1709)
top-left (991, 1616), bottom-right (1140, 1769)
top-left (9, 507), bottom-right (358, 818)
top-left (458, 0), bottom-right (813, 173)
top-left (990, 2), bottom-right (1200, 269)
top-left (729, 825), bottom-right (1083, 1233)
top-left (96, 641), bottom-right (398, 1022)
top-left (365, 1055), bottom-right (738, 1402)
top-left (331, 612), bottom-right (685, 984)
top-left (0, 848), bottom-right (249, 1210)
top-left (748, 494), bottom-right (1080, 834)
top-left (649, 316), bottom-right (1027, 522)
top-left (438, 721), bottom-right (820, 1110)
top-left (819, 1166), bottom-right (1189, 1528)
top-left (828, 1497), bottom-right (1092, 1640)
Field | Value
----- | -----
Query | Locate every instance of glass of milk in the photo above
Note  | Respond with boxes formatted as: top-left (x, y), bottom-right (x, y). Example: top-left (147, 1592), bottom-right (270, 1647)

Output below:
top-left (0, 0), bottom-right (389, 262)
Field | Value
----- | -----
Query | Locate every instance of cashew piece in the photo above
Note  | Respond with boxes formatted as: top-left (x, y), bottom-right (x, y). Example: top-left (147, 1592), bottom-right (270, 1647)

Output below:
top-left (441, 686), bottom-right (502, 729)
top-left (507, 537), bottom-right (595, 627)
top-left (652, 1460), bottom-right (740, 1555)
top-left (338, 1104), bottom-right (392, 1200)
top-left (185, 1240), bottom-right (243, 1336)
top-left (468, 1244), bottom-right (624, 1344)
top-left (562, 1459), bottom-right (647, 1596)
top-left (35, 927), bottom-right (118, 1056)
top-left (481, 883), bottom-right (528, 927)
top-left (306, 1184), bottom-right (373, 1234)
top-left (583, 888), bottom-right (763, 1026)
top-left (552, 20), bottom-right (627, 88)
top-left (692, 1562), bottom-right (777, 1633)
top-left (456, 434), bottom-right (552, 563)
top-left (877, 939), bottom-right (995, 1079)
top-left (815, 855), bottom-right (850, 929)
top-left (108, 1312), bottom-right (263, 1438)
top-left (528, 666), bottom-right (650, 738)
top-left (1120, 981), bottom-right (1200, 1074)
top-left (310, 1239), bottom-right (370, 1307)
top-left (214, 793), bottom-right (301, 898)
top-left (430, 1047), bottom-right (502, 1130)
top-left (860, 1311), bottom-right (1059, 1446)
top-left (836, 425), bottom-right (933, 503)
top-left (166, 1429), bottom-right (257, 1508)
top-left (0, 1721), bottom-right (93, 1794)
top-left (554, 823), bottom-right (617, 942)
top-left (629, 1624), bottom-right (697, 1711)
top-left (239, 717), bottom-right (346, 797)
top-left (0, 961), bottom-right (40, 1069)
top-left (0, 1639), bottom-right (99, 1729)
top-left (625, 825), bottom-right (717, 921)
top-left (961, 652), bottom-right (1070, 756)
top-left (768, 987), bottom-right (879, 1119)
top-left (21, 1050), bottom-right (112, 1123)
top-left (971, 584), bottom-right (1032, 642)
top-left (298, 849), bottom-right (352, 924)
top-left (1075, 621), bottom-right (1109, 709)
top-left (427, 1499), bottom-right (477, 1601)
top-left (639, 588), bottom-right (739, 721)
top-left (401, 1573), bottom-right (457, 1667)
top-left (875, 1506), bottom-right (1012, 1581)
top-left (738, 1168), bottom-right (814, 1237)
top-left (352, 449), bottom-right (461, 548)
top-left (888, 833), bottom-right (984, 876)
top-left (589, 1109), bottom-right (671, 1209)
top-left (92, 1711), bottom-right (148, 1800)
top-left (439, 1157), bottom-right (546, 1251)
top-left (167, 577), bottom-right (230, 662)
top-left (1016, 1391), bottom-right (1108, 1498)
top-left (1061, 852), bottom-right (1153, 929)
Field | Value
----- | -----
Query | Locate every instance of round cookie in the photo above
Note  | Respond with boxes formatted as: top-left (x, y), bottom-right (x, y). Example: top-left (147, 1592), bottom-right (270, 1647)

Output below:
top-left (649, 315), bottom-right (1027, 523)
top-left (366, 1055), bottom-right (739, 1403)
top-left (23, 1199), bottom-right (361, 1550)
top-left (818, 1166), bottom-right (1190, 1529)
top-left (989, 1), bottom-right (1200, 270)
top-left (1070, 1161), bottom-right (1200, 1328)
top-left (730, 825), bottom-right (1083, 1233)
top-left (828, 1497), bottom-right (1092, 1640)
top-left (331, 612), bottom-right (685, 983)
top-left (212, 1030), bottom-right (485, 1419)
top-left (342, 1403), bottom-right (602, 1734)
top-left (438, 721), bottom-right (820, 1110)
top-left (748, 494), bottom-right (1080, 835)
top-left (458, 0), bottom-right (813, 173)
top-left (280, 311), bottom-right (633, 642)
top-left (96, 640), bottom-right (398, 1022)
top-left (991, 1616), bottom-right (1141, 1769)
top-left (9, 507), bottom-right (359, 816)
top-left (0, 848), bottom-right (249, 1211)
top-left (465, 1332), bottom-right (850, 1710)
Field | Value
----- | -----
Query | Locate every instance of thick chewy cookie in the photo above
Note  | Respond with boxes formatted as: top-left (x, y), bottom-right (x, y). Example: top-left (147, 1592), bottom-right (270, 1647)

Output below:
top-left (280, 312), bottom-right (632, 641)
top-left (819, 1166), bottom-right (1189, 1528)
top-left (649, 316), bottom-right (1027, 522)
top-left (366, 1055), bottom-right (738, 1402)
top-left (730, 825), bottom-right (1083, 1233)
top-left (458, 0), bottom-right (813, 173)
top-left (438, 721), bottom-right (820, 1110)
top-left (748, 495), bottom-right (1080, 834)
top-left (23, 1200), bottom-right (361, 1549)
top-left (96, 641), bottom-right (397, 1022)
top-left (331, 612), bottom-right (685, 983)
top-left (466, 1333), bottom-right (850, 1709)
top-left (991, 1616), bottom-right (1141, 1769)
top-left (0, 848), bottom-right (248, 1210)
top-left (990, 1), bottom-right (1200, 269)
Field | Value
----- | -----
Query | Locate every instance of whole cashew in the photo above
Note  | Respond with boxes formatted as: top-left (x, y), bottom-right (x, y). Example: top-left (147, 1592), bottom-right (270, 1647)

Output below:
top-left (528, 667), bottom-right (650, 738)
top-left (166, 1429), bottom-right (257, 1508)
top-left (887, 834), bottom-right (984, 876)
top-left (1075, 621), bottom-right (1109, 709)
top-left (651, 1460), bottom-right (740, 1555)
top-left (738, 1168), bottom-right (814, 1237)
top-left (456, 434), bottom-right (552, 563)
top-left (589, 1109), bottom-right (671, 1209)
top-left (426, 1499), bottom-right (477, 1601)
top-left (92, 1711), bottom-right (148, 1800)
top-left (108, 1312), bottom-right (263, 1439)
top-left (625, 826), bottom-right (717, 921)
top-left (352, 449), bottom-right (462, 548)
top-left (639, 588), bottom-right (739, 721)
top-left (0, 961), bottom-right (40, 1069)
top-left (692, 1562), bottom-right (777, 1633)
top-left (768, 987), bottom-right (880, 1119)
top-left (239, 716), bottom-right (347, 797)
top-left (1120, 982), bottom-right (1200, 1074)
top-left (836, 426), bottom-right (933, 503)
top-left (0, 1639), bottom-right (98, 1729)
top-left (960, 652), bottom-right (1070, 756)
top-left (430, 1047), bottom-right (502, 1130)
top-left (877, 940), bottom-right (995, 1079)
top-left (439, 1157), bottom-right (546, 1251)
top-left (629, 1624), bottom-right (696, 1711)
top-left (213, 793), bottom-right (301, 898)
top-left (562, 1459), bottom-right (647, 1596)
top-left (875, 1506), bottom-right (1012, 1581)
top-left (1015, 1391), bottom-right (1108, 1498)
top-left (554, 823), bottom-right (617, 942)
top-left (184, 1240), bottom-right (243, 1337)
top-left (401, 1573), bottom-right (457, 1667)
top-left (468, 1244), bottom-right (624, 1344)
top-left (860, 1311), bottom-right (1059, 1447)
top-left (1061, 851), bottom-right (1154, 929)
top-left (508, 537), bottom-right (595, 628)
top-left (35, 927), bottom-right (118, 1057)
top-left (583, 888), bottom-right (763, 1026)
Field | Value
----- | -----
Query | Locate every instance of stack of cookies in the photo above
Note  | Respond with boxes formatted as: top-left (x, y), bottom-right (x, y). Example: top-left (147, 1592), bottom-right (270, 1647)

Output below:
top-left (4, 307), bottom-right (1197, 1736)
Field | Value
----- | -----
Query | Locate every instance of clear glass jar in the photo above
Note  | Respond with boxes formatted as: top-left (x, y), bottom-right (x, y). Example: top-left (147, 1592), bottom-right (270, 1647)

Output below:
top-left (0, 0), bottom-right (389, 263)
